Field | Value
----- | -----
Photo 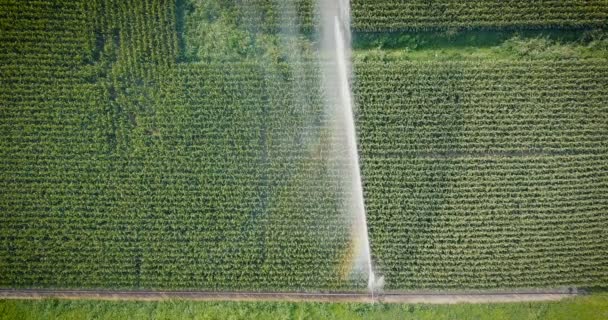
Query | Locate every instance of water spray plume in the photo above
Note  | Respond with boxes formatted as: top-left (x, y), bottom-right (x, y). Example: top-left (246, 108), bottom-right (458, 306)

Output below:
top-left (318, 0), bottom-right (382, 292)
top-left (333, 16), bottom-right (374, 290)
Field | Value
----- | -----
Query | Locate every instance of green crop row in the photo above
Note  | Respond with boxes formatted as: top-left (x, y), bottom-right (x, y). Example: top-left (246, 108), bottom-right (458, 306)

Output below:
top-left (354, 60), bottom-right (608, 156)
top-left (0, 0), bottom-right (360, 291)
top-left (352, 0), bottom-right (608, 31)
top-left (1, 0), bottom-right (607, 292)
top-left (355, 58), bottom-right (608, 289)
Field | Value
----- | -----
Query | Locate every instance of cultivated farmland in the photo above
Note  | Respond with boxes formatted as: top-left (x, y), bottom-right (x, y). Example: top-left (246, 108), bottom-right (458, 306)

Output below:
top-left (1, 0), bottom-right (607, 293)
top-left (356, 60), bottom-right (608, 289)
top-left (352, 0), bottom-right (608, 31)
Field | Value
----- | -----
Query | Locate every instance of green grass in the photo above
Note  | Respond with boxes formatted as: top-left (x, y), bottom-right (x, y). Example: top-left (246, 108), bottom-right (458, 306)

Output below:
top-left (1, 294), bottom-right (608, 320)
top-left (354, 30), bottom-right (608, 61)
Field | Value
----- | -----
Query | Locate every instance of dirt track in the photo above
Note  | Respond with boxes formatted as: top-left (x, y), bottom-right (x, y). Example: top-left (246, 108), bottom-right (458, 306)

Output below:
top-left (0, 289), bottom-right (580, 304)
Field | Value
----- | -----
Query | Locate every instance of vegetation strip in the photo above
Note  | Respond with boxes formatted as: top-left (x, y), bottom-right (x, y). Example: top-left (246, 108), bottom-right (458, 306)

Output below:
top-left (0, 289), bottom-right (579, 304)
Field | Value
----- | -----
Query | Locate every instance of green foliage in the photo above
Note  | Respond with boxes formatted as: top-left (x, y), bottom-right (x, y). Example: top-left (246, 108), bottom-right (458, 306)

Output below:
top-left (184, 0), bottom-right (257, 61)
top-left (1, 294), bottom-right (608, 320)
top-left (0, 0), bottom-right (356, 291)
top-left (1, 0), bottom-right (608, 293)
top-left (354, 58), bottom-right (608, 289)
top-left (352, 0), bottom-right (608, 31)
top-left (182, 0), bottom-right (316, 63)
top-left (354, 30), bottom-right (608, 63)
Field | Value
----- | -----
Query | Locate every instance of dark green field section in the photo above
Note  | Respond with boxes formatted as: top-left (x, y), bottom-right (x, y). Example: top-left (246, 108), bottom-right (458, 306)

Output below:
top-left (1, 0), bottom-right (608, 292)
top-left (355, 60), bottom-right (608, 289)
top-left (356, 60), bottom-right (608, 154)
top-left (175, 0), bottom-right (608, 33)
top-left (0, 0), bottom-right (353, 291)
top-left (352, 0), bottom-right (608, 31)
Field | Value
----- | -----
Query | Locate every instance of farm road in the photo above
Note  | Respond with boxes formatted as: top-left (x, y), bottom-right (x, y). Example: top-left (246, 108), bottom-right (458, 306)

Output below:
top-left (0, 289), bottom-right (580, 304)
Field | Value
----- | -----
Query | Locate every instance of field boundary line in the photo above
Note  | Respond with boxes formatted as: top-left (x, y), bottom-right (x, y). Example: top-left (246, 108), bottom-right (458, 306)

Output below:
top-left (0, 289), bottom-right (581, 304)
